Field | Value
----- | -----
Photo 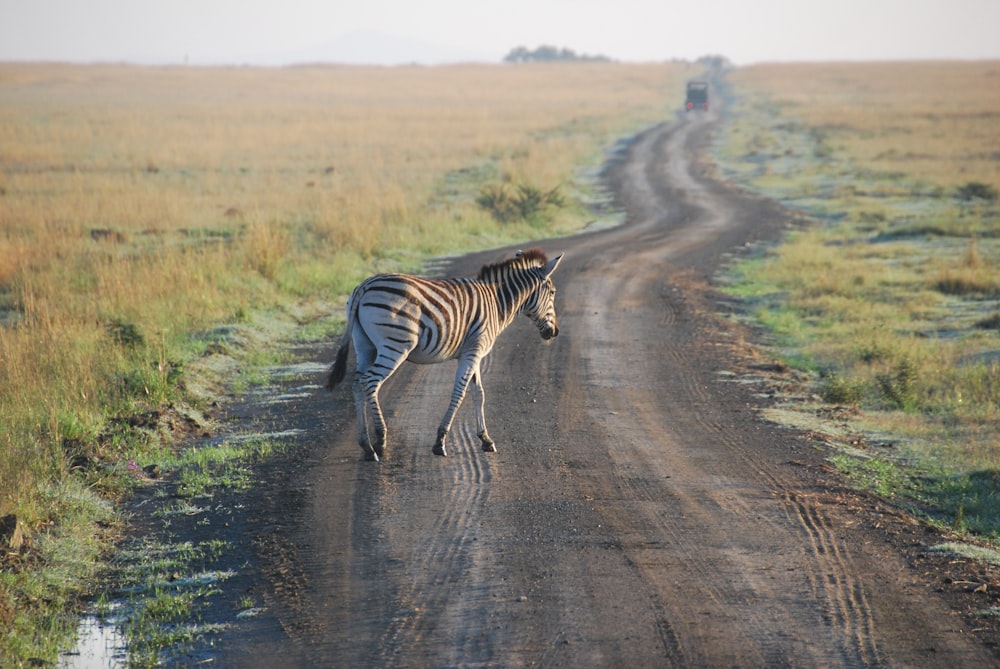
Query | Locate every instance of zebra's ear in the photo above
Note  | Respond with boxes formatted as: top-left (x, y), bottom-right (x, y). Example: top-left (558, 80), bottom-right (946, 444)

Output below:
top-left (542, 254), bottom-right (563, 278)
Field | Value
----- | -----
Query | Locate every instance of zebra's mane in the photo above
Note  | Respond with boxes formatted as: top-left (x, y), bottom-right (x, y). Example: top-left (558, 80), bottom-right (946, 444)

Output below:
top-left (477, 248), bottom-right (548, 280)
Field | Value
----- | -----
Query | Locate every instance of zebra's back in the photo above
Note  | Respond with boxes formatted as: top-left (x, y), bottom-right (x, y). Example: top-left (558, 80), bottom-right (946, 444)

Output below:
top-left (353, 273), bottom-right (495, 363)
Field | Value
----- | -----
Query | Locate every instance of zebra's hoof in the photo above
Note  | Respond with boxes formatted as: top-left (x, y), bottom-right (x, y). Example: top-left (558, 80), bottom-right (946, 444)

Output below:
top-left (433, 444), bottom-right (447, 456)
top-left (482, 441), bottom-right (496, 453)
top-left (364, 451), bottom-right (380, 462)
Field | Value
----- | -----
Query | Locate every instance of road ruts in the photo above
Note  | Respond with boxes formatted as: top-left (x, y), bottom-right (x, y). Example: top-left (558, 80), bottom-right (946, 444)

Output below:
top-left (221, 113), bottom-right (1000, 668)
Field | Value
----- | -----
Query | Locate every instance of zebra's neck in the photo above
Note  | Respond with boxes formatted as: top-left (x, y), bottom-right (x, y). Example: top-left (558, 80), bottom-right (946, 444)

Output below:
top-left (479, 266), bottom-right (541, 325)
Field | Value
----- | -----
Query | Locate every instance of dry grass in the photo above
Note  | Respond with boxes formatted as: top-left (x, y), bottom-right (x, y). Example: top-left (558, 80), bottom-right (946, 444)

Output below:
top-left (0, 61), bottom-right (692, 662)
top-left (728, 61), bottom-right (1000, 190)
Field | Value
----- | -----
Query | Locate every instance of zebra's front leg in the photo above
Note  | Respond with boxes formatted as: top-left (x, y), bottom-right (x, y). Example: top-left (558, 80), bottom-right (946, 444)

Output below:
top-left (433, 425), bottom-right (449, 457)
top-left (433, 354), bottom-right (480, 456)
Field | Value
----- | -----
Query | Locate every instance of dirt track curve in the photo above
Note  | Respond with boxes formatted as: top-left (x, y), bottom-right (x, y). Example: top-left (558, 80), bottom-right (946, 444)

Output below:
top-left (209, 113), bottom-right (1000, 668)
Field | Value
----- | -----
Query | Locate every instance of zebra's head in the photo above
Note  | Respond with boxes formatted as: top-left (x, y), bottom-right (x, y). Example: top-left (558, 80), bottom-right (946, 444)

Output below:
top-left (522, 253), bottom-right (563, 341)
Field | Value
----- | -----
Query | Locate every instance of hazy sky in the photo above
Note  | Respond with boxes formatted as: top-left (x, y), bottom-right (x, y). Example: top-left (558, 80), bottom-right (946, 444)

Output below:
top-left (2, 0), bottom-right (999, 66)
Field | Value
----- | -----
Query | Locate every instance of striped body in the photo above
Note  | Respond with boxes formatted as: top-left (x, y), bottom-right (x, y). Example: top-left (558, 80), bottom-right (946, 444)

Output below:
top-left (327, 249), bottom-right (563, 460)
top-left (357, 275), bottom-right (498, 365)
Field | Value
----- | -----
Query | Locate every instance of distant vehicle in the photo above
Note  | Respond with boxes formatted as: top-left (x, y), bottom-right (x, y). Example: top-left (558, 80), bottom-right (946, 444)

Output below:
top-left (685, 81), bottom-right (709, 111)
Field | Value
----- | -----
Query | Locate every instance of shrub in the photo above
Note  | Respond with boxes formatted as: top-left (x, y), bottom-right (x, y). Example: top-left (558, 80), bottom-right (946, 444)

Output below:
top-left (476, 182), bottom-right (565, 223)
top-left (820, 373), bottom-right (865, 405)
top-left (975, 313), bottom-right (1000, 330)
top-left (956, 181), bottom-right (998, 202)
top-left (875, 358), bottom-right (918, 410)
top-left (475, 184), bottom-right (516, 223)
top-left (105, 319), bottom-right (145, 349)
top-left (931, 270), bottom-right (1000, 297)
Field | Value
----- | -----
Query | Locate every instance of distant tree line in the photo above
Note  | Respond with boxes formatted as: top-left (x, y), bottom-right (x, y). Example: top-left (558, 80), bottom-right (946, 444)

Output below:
top-left (695, 54), bottom-right (732, 71)
top-left (503, 45), bottom-right (612, 63)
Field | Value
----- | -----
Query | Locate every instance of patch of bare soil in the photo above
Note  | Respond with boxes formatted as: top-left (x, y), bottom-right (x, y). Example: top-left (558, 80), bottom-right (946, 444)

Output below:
top-left (166, 112), bottom-right (1000, 667)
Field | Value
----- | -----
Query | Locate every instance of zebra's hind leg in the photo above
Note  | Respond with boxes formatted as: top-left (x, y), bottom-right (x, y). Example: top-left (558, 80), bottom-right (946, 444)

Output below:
top-left (478, 430), bottom-right (496, 453)
top-left (365, 376), bottom-right (390, 461)
top-left (352, 371), bottom-right (380, 461)
top-left (369, 415), bottom-right (386, 461)
top-left (472, 368), bottom-right (496, 452)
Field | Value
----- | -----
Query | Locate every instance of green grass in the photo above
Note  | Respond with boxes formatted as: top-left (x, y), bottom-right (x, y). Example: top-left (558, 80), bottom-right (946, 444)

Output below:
top-left (0, 481), bottom-right (117, 664)
top-left (107, 538), bottom-right (233, 667)
top-left (923, 469), bottom-right (1000, 540)
top-left (169, 437), bottom-right (282, 499)
top-left (64, 432), bottom-right (280, 665)
top-left (929, 541), bottom-right (1000, 567)
top-left (829, 453), bottom-right (914, 500)
top-left (716, 63), bottom-right (1000, 547)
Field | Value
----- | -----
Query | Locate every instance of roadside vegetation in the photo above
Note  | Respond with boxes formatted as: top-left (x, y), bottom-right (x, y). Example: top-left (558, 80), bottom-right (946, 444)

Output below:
top-left (0, 61), bottom-right (693, 665)
top-left (714, 62), bottom-right (1000, 542)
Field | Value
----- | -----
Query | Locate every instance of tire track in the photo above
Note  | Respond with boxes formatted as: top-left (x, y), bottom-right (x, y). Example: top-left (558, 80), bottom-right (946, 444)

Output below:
top-left (785, 490), bottom-right (883, 666)
top-left (643, 117), bottom-right (888, 666)
top-left (691, 388), bottom-right (885, 667)
top-left (575, 118), bottom-right (889, 666)
top-left (364, 363), bottom-right (496, 667)
top-left (690, 386), bottom-right (885, 667)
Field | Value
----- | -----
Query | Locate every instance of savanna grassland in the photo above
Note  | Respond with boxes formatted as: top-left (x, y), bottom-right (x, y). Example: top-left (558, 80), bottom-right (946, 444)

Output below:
top-left (714, 62), bottom-right (1000, 543)
top-left (0, 61), bottom-right (693, 664)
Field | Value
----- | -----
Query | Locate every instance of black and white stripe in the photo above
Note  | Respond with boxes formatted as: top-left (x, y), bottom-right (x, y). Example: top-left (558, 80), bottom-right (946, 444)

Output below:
top-left (326, 248), bottom-right (563, 461)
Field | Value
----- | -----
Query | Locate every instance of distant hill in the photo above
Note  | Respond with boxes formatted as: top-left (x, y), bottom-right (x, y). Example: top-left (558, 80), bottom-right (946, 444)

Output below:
top-left (253, 31), bottom-right (491, 66)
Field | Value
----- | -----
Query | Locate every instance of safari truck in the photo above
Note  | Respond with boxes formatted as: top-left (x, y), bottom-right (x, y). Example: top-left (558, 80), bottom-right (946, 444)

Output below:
top-left (685, 81), bottom-right (709, 111)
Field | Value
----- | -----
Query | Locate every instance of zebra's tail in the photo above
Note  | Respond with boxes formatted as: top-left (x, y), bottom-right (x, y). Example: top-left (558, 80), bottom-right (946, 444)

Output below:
top-left (326, 293), bottom-right (358, 391)
top-left (325, 338), bottom-right (350, 391)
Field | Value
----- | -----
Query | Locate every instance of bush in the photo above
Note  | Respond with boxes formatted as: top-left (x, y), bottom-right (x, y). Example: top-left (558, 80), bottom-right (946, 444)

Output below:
top-left (820, 373), bottom-right (865, 405)
top-left (956, 181), bottom-right (998, 202)
top-left (931, 268), bottom-right (1000, 297)
top-left (476, 182), bottom-right (565, 223)
top-left (875, 358), bottom-right (918, 410)
top-left (975, 313), bottom-right (1000, 330)
top-left (105, 319), bottom-right (145, 349)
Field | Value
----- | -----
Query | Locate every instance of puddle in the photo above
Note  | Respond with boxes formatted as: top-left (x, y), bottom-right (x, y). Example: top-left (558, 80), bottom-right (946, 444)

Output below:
top-left (267, 361), bottom-right (330, 378)
top-left (58, 550), bottom-right (241, 666)
top-left (230, 428), bottom-right (305, 441)
top-left (59, 609), bottom-right (127, 669)
top-left (60, 339), bottom-right (315, 666)
top-left (267, 391), bottom-right (315, 404)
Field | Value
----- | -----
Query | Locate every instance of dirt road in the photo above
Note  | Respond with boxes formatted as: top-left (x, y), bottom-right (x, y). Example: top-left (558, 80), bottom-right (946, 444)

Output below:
top-left (212, 113), bottom-right (1000, 667)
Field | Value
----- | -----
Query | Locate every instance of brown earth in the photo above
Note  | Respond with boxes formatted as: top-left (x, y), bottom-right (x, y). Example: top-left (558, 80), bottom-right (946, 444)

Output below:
top-left (192, 112), bottom-right (1000, 667)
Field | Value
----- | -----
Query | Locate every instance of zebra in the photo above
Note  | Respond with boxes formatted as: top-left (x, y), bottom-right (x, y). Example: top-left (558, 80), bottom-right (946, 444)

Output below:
top-left (325, 248), bottom-right (563, 461)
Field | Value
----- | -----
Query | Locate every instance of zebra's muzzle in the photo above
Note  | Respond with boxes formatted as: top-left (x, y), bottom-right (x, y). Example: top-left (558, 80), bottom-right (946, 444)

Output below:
top-left (541, 324), bottom-right (559, 340)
